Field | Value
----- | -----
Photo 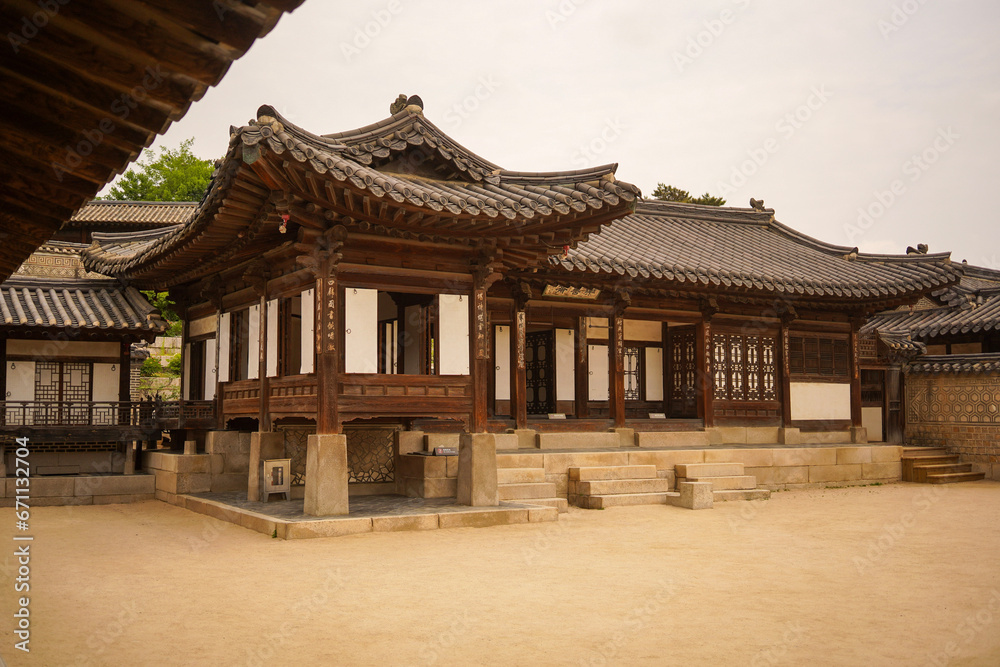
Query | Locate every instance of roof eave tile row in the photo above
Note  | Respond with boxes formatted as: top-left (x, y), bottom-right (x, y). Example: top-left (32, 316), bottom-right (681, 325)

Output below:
top-left (905, 353), bottom-right (1000, 374)
top-left (0, 278), bottom-right (167, 333)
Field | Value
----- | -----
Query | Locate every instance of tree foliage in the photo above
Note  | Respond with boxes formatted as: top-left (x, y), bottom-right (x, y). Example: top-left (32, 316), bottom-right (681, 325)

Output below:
top-left (142, 290), bottom-right (182, 337)
top-left (651, 183), bottom-right (726, 207)
top-left (103, 138), bottom-right (213, 202)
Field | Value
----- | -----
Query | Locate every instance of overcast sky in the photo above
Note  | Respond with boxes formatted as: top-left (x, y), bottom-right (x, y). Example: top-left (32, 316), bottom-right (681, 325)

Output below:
top-left (111, 0), bottom-right (1000, 268)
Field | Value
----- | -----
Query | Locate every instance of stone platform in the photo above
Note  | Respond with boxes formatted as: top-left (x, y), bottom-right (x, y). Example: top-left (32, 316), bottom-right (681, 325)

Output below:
top-left (180, 492), bottom-right (557, 540)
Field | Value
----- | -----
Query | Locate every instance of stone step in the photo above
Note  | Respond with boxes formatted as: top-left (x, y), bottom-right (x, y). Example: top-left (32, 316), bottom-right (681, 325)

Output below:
top-left (675, 462), bottom-right (744, 478)
top-left (902, 447), bottom-right (949, 457)
top-left (498, 482), bottom-right (558, 500)
top-left (714, 489), bottom-right (771, 502)
top-left (581, 492), bottom-right (670, 509)
top-left (927, 472), bottom-right (986, 484)
top-left (496, 453), bottom-right (544, 469)
top-left (682, 475), bottom-right (757, 491)
top-left (576, 478), bottom-right (672, 495)
top-left (497, 467), bottom-right (546, 484)
top-left (913, 463), bottom-right (973, 483)
top-left (903, 454), bottom-right (958, 464)
top-left (520, 497), bottom-right (569, 513)
top-left (568, 465), bottom-right (657, 481)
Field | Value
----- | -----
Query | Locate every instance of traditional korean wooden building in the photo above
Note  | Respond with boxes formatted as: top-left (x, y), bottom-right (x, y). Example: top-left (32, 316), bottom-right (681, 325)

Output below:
top-left (80, 98), bottom-right (965, 514)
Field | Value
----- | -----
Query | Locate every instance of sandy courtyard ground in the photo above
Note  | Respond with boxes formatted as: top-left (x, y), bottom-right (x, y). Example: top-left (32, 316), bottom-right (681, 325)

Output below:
top-left (2, 481), bottom-right (1000, 666)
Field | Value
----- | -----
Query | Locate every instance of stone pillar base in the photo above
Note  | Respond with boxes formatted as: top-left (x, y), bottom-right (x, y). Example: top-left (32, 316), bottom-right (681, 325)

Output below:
top-left (512, 429), bottom-right (537, 449)
top-left (778, 427), bottom-right (801, 445)
top-left (183, 440), bottom-right (197, 455)
top-left (676, 481), bottom-right (713, 510)
top-left (303, 434), bottom-right (349, 516)
top-left (248, 432), bottom-right (285, 502)
top-left (850, 426), bottom-right (868, 444)
top-left (458, 433), bottom-right (498, 506)
top-left (613, 427), bottom-right (636, 448)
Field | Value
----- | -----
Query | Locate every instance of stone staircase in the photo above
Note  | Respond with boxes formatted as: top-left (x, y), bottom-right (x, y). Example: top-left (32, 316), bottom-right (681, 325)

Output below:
top-left (902, 447), bottom-right (985, 484)
top-left (568, 465), bottom-right (675, 509)
top-left (497, 459), bottom-right (568, 513)
top-left (674, 463), bottom-right (770, 502)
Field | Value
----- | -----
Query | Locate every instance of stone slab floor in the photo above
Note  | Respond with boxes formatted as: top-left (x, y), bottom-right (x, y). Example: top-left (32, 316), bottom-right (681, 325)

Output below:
top-left (2, 482), bottom-right (999, 666)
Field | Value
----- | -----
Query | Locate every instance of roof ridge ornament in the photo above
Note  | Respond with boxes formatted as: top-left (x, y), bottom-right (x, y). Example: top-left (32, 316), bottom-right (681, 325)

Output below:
top-left (390, 94), bottom-right (424, 115)
top-left (749, 197), bottom-right (765, 211)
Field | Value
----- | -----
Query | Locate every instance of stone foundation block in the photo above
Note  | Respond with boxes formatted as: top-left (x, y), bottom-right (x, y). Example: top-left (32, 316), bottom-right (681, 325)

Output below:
top-left (286, 518), bottom-right (373, 539)
top-left (635, 431), bottom-right (710, 448)
top-left (703, 448), bottom-right (774, 468)
top-left (457, 433), bottom-right (499, 506)
top-left (628, 450), bottom-right (705, 468)
top-left (808, 464), bottom-right (864, 483)
top-left (248, 432), bottom-right (285, 502)
top-left (425, 433), bottom-right (460, 450)
top-left (870, 446), bottom-right (903, 463)
top-left (303, 433), bottom-right (349, 516)
top-left (422, 478), bottom-right (458, 498)
top-left (438, 509), bottom-right (528, 529)
top-left (850, 426), bottom-right (868, 444)
top-left (494, 434), bottom-right (519, 450)
top-left (537, 432), bottom-right (618, 450)
top-left (372, 514), bottom-right (438, 532)
top-left (75, 475), bottom-right (155, 497)
top-left (772, 448), bottom-right (837, 467)
top-left (746, 466), bottom-right (809, 486)
top-left (836, 447), bottom-right (872, 465)
top-left (746, 427), bottom-right (781, 445)
top-left (396, 430), bottom-right (425, 455)
top-left (543, 451), bottom-right (629, 474)
top-left (778, 428), bottom-right (801, 445)
top-left (512, 429), bottom-right (537, 449)
top-left (862, 462), bottom-right (902, 480)
top-left (613, 427), bottom-right (636, 448)
top-left (676, 481), bottom-right (713, 510)
top-left (497, 453), bottom-right (544, 468)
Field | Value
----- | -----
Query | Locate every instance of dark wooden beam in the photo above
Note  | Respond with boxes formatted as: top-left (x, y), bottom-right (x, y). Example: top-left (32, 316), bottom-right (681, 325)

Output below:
top-left (574, 316), bottom-right (589, 418)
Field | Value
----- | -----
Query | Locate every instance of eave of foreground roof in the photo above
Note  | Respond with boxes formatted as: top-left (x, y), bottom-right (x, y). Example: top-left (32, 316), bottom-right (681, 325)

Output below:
top-left (549, 199), bottom-right (962, 305)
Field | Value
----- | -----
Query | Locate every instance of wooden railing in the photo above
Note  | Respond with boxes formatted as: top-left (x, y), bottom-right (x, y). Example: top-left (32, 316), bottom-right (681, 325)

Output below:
top-left (0, 400), bottom-right (216, 431)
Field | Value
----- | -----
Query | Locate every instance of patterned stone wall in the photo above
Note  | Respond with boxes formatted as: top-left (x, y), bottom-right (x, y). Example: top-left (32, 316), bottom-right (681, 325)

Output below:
top-left (906, 371), bottom-right (1000, 479)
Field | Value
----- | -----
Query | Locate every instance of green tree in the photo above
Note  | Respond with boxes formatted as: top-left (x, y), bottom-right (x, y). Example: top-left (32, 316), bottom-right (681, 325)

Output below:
top-left (142, 290), bottom-right (182, 337)
top-left (102, 138), bottom-right (213, 202)
top-left (651, 183), bottom-right (726, 207)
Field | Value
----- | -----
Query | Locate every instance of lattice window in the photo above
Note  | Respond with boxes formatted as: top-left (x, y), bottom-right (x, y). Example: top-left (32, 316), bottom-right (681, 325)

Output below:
top-left (789, 335), bottom-right (850, 379)
top-left (623, 345), bottom-right (642, 401)
top-left (525, 330), bottom-right (554, 414)
top-left (713, 332), bottom-right (778, 403)
top-left (858, 331), bottom-right (878, 362)
top-left (34, 361), bottom-right (91, 425)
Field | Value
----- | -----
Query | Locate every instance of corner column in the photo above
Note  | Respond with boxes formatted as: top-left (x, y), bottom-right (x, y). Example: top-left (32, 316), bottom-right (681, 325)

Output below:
top-left (574, 316), bottom-right (589, 418)
top-left (304, 226), bottom-right (349, 516)
top-left (696, 318), bottom-right (714, 427)
top-left (510, 283), bottom-right (529, 430)
top-left (849, 317), bottom-right (867, 443)
top-left (608, 304), bottom-right (626, 429)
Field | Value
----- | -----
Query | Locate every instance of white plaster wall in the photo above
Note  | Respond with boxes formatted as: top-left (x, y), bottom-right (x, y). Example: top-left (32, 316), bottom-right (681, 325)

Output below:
top-left (188, 315), bottom-right (217, 338)
top-left (300, 288), bottom-right (315, 374)
top-left (92, 363), bottom-right (119, 402)
top-left (438, 293), bottom-right (470, 375)
top-left (555, 328), bottom-right (575, 401)
top-left (790, 382), bottom-right (851, 421)
top-left (5, 360), bottom-right (35, 425)
top-left (586, 317), bottom-right (609, 339)
top-left (218, 312), bottom-right (231, 383)
top-left (345, 288), bottom-right (378, 374)
top-left (494, 325), bottom-right (510, 400)
top-left (589, 344), bottom-right (609, 400)
top-left (204, 339), bottom-right (216, 400)
top-left (862, 407), bottom-right (884, 442)
top-left (645, 347), bottom-right (664, 401)
top-left (266, 298), bottom-right (279, 377)
top-left (624, 320), bottom-right (662, 342)
top-left (7, 339), bottom-right (118, 358)
top-left (247, 305), bottom-right (260, 380)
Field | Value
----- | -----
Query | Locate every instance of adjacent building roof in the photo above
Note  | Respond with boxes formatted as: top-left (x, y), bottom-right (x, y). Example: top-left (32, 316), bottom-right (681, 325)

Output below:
top-left (67, 201), bottom-right (198, 229)
top-left (906, 353), bottom-right (1000, 374)
top-left (0, 0), bottom-right (306, 282)
top-left (82, 101), bottom-right (641, 286)
top-left (865, 264), bottom-right (1000, 339)
top-left (549, 199), bottom-right (962, 307)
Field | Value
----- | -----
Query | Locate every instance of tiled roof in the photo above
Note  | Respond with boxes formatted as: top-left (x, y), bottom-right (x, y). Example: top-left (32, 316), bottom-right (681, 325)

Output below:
top-left (551, 199), bottom-right (962, 301)
top-left (82, 103), bottom-right (640, 284)
top-left (0, 275), bottom-right (166, 334)
top-left (68, 201), bottom-right (198, 227)
top-left (865, 264), bottom-right (1000, 339)
top-left (905, 353), bottom-right (1000, 374)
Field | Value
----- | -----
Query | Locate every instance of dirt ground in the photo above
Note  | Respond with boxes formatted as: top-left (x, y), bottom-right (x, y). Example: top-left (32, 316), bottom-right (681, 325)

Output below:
top-left (2, 482), bottom-right (1000, 666)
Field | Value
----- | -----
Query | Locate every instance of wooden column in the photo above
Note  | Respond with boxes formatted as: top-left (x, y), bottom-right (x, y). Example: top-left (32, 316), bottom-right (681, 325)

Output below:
top-left (662, 323), bottom-right (671, 416)
top-left (574, 316), bottom-right (589, 419)
top-left (608, 308), bottom-right (626, 428)
top-left (470, 286), bottom-right (489, 433)
top-left (779, 322), bottom-right (793, 427)
top-left (849, 318), bottom-right (863, 428)
top-left (118, 340), bottom-right (131, 402)
top-left (510, 282), bottom-right (530, 430)
top-left (696, 318), bottom-right (713, 427)
top-left (313, 226), bottom-right (346, 435)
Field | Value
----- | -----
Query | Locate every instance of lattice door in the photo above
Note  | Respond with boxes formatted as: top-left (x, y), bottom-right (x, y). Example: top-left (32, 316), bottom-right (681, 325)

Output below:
top-left (525, 330), bottom-right (554, 415)
top-left (669, 327), bottom-right (697, 417)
